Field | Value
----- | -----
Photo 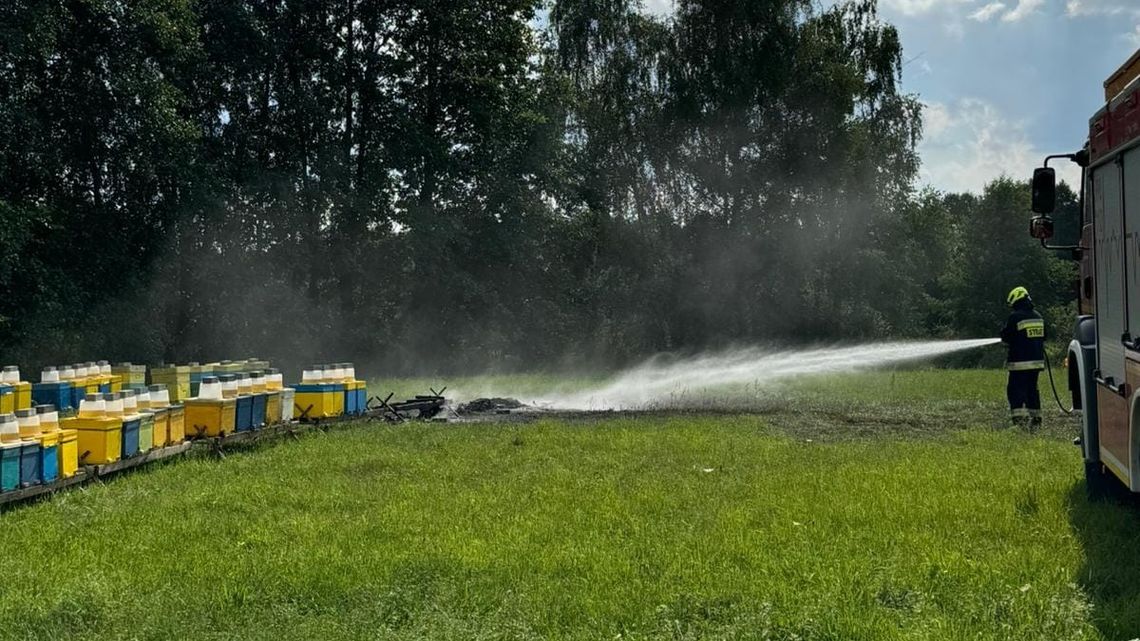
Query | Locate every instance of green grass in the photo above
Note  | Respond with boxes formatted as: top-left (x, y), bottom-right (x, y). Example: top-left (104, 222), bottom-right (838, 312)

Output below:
top-left (0, 369), bottom-right (1135, 640)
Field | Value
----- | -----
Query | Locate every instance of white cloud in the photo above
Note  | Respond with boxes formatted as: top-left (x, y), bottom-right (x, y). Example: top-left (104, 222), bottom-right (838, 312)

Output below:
top-left (1128, 24), bottom-right (1140, 47)
top-left (969, 2), bottom-right (1006, 21)
top-left (918, 98), bottom-right (1082, 194)
top-left (1002, 0), bottom-right (1045, 21)
top-left (881, 0), bottom-right (975, 16)
top-left (1066, 0), bottom-right (1140, 17)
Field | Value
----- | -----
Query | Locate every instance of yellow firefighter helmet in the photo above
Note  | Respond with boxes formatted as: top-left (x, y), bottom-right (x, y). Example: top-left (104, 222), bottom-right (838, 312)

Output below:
top-left (1007, 286), bottom-right (1031, 306)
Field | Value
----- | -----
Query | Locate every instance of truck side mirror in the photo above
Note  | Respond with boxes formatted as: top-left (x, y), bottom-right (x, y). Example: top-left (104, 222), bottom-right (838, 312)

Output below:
top-left (1029, 215), bottom-right (1055, 240)
top-left (1031, 167), bottom-right (1056, 214)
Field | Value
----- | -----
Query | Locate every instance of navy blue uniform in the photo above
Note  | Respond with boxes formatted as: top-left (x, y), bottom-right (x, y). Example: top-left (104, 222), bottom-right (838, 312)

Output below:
top-left (1000, 299), bottom-right (1045, 423)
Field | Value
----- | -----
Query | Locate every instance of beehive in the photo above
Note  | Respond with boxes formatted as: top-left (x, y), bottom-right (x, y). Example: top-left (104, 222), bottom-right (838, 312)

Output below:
top-left (265, 391), bottom-right (281, 426)
top-left (168, 405), bottom-right (185, 443)
top-left (58, 429), bottom-right (79, 478)
top-left (0, 442), bottom-right (21, 491)
top-left (121, 416), bottom-right (141, 458)
top-left (0, 385), bottom-right (12, 415)
top-left (251, 393), bottom-right (267, 429)
top-left (32, 383), bottom-right (74, 412)
top-left (183, 398), bottom-right (236, 438)
top-left (293, 385), bottom-right (338, 420)
top-left (235, 395), bottom-right (253, 432)
top-left (14, 382), bottom-right (31, 411)
top-left (37, 431), bottom-right (59, 484)
top-left (280, 388), bottom-right (295, 422)
top-left (137, 413), bottom-right (153, 454)
top-left (61, 417), bottom-right (122, 465)
top-left (150, 366), bottom-right (191, 402)
top-left (150, 407), bottom-right (170, 448)
top-left (18, 440), bottom-right (40, 487)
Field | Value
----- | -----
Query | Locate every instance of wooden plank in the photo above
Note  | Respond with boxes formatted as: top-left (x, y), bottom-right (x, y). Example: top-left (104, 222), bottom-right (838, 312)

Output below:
top-left (0, 470), bottom-right (89, 507)
top-left (93, 442), bottom-right (193, 476)
top-left (0, 411), bottom-right (385, 507)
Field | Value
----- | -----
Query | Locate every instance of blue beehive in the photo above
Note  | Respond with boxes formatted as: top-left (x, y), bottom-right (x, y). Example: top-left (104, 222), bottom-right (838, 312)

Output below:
top-left (121, 417), bottom-right (140, 458)
top-left (251, 394), bottom-right (266, 429)
top-left (19, 440), bottom-right (41, 487)
top-left (33, 382), bottom-right (74, 412)
top-left (235, 396), bottom-right (253, 432)
top-left (344, 386), bottom-right (359, 416)
top-left (39, 436), bottom-right (58, 484)
top-left (70, 385), bottom-right (87, 413)
top-left (0, 443), bottom-right (20, 491)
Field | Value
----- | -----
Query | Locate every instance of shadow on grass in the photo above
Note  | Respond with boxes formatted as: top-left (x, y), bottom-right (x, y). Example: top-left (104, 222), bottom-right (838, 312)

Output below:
top-left (1067, 481), bottom-right (1140, 639)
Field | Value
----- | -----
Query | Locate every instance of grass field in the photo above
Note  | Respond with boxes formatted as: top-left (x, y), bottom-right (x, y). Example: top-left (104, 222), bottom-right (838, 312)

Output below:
top-left (1, 369), bottom-right (1137, 640)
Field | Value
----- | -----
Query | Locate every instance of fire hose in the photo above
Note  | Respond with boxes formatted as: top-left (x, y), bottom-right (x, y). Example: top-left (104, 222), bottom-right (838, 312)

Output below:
top-left (1044, 353), bottom-right (1074, 415)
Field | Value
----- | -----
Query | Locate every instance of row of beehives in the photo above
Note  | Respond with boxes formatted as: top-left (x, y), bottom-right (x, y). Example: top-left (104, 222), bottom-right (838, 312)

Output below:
top-left (0, 362), bottom-right (368, 491)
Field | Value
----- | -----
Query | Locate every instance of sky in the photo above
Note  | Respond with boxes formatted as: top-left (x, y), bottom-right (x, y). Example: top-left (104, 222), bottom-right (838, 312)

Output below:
top-left (642, 0), bottom-right (1140, 194)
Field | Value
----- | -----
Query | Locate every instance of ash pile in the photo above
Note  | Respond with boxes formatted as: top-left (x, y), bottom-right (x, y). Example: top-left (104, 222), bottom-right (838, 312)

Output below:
top-left (457, 398), bottom-right (526, 415)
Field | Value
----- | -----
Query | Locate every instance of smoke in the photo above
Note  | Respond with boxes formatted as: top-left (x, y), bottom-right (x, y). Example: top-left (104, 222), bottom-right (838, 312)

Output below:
top-left (460, 339), bottom-right (999, 410)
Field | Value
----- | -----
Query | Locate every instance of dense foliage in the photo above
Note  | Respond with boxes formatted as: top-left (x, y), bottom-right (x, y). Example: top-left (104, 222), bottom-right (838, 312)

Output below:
top-left (0, 0), bottom-right (1076, 374)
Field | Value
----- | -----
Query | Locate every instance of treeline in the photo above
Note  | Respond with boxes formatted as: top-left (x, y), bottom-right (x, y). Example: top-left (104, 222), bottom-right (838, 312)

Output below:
top-left (0, 0), bottom-right (1076, 375)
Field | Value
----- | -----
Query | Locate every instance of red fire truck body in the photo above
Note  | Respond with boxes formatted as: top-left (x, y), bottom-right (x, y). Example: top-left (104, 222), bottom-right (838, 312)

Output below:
top-left (1032, 49), bottom-right (1140, 496)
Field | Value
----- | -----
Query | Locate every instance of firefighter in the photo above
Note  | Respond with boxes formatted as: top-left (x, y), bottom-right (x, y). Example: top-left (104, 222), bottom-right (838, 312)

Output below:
top-left (1000, 286), bottom-right (1046, 428)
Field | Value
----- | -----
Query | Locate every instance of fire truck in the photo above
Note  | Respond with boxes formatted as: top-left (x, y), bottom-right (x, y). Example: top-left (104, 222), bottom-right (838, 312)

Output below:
top-left (1030, 48), bottom-right (1140, 498)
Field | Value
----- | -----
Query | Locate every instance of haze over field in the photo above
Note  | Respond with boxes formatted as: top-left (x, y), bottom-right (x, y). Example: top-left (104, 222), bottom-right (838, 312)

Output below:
top-left (455, 339), bottom-right (1001, 410)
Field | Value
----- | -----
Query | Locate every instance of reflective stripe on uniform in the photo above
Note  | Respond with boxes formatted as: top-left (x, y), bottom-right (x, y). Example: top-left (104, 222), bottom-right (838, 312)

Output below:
top-left (1028, 409), bottom-right (1042, 418)
top-left (1011, 408), bottom-right (1030, 418)
top-left (1007, 360), bottom-right (1045, 371)
top-left (1017, 319), bottom-right (1045, 338)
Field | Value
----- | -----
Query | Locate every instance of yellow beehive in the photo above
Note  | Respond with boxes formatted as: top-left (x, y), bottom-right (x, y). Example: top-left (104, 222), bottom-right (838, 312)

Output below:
top-left (265, 391), bottom-right (281, 426)
top-left (58, 429), bottom-right (79, 478)
top-left (14, 381), bottom-right (31, 411)
top-left (0, 384), bottom-right (12, 415)
top-left (294, 386), bottom-right (338, 420)
top-left (151, 407), bottom-right (170, 448)
top-left (183, 398), bottom-right (236, 438)
top-left (61, 416), bottom-right (122, 465)
top-left (150, 366), bottom-right (191, 402)
top-left (168, 405), bottom-right (185, 443)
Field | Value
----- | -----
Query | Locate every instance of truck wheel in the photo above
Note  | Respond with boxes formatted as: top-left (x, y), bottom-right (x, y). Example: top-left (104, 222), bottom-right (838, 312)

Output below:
top-left (1085, 460), bottom-right (1123, 502)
